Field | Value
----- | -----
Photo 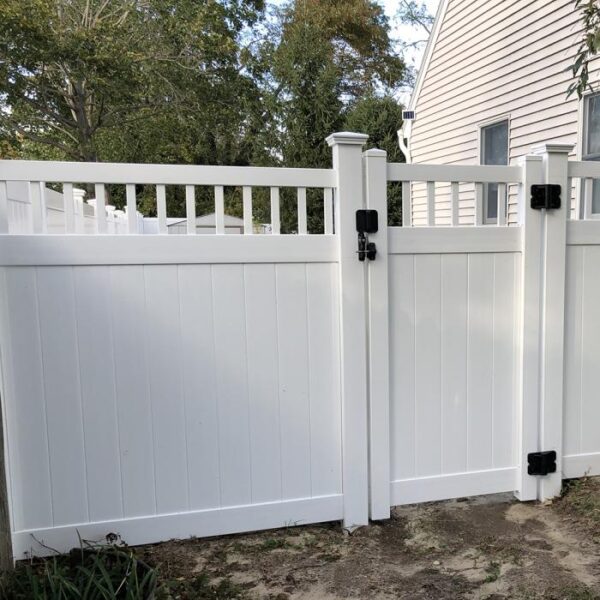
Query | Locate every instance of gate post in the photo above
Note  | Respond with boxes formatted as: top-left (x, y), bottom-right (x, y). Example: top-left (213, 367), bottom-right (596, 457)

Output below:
top-left (535, 143), bottom-right (573, 501)
top-left (516, 153), bottom-right (545, 502)
top-left (363, 149), bottom-right (390, 520)
top-left (326, 132), bottom-right (370, 530)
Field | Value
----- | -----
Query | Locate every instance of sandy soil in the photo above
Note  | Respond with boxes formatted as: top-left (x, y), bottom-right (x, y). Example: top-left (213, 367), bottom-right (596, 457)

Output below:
top-left (142, 479), bottom-right (600, 599)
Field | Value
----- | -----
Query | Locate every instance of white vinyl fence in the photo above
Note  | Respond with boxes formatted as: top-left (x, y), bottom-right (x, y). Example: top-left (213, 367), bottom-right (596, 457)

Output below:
top-left (0, 135), bottom-right (599, 561)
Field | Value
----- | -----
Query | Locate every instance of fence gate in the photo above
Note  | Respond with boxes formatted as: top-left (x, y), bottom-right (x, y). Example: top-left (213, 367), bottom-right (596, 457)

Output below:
top-left (363, 143), bottom-right (598, 520)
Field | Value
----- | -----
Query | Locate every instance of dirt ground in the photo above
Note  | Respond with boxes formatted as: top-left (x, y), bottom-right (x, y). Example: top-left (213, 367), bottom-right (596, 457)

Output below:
top-left (142, 477), bottom-right (600, 599)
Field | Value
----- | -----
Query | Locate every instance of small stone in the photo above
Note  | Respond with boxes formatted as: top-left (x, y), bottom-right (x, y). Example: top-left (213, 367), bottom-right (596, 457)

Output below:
top-left (433, 560), bottom-right (441, 566)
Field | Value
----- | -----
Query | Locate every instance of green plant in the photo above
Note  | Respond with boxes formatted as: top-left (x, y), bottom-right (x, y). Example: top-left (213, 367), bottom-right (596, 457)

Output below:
top-left (484, 560), bottom-right (500, 583)
top-left (0, 542), bottom-right (157, 599)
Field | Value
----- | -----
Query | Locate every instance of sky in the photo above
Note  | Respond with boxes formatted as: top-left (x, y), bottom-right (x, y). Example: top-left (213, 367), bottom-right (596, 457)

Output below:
top-left (379, 0), bottom-right (440, 69)
top-left (378, 0), bottom-right (441, 104)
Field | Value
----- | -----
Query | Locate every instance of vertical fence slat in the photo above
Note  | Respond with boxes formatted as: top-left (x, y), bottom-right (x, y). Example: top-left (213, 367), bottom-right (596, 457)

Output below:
top-left (450, 182), bottom-right (459, 226)
top-left (94, 183), bottom-right (107, 234)
top-left (75, 190), bottom-right (85, 234)
top-left (63, 183), bottom-right (75, 233)
top-left (270, 187), bottom-right (280, 235)
top-left (0, 181), bottom-right (7, 234)
top-left (426, 181), bottom-right (435, 226)
top-left (125, 184), bottom-right (137, 234)
top-left (584, 177), bottom-right (593, 220)
top-left (324, 188), bottom-right (334, 234)
top-left (243, 186), bottom-right (253, 235)
top-left (297, 187), bottom-right (307, 234)
top-left (185, 185), bottom-right (196, 235)
top-left (573, 178), bottom-right (581, 220)
top-left (474, 182), bottom-right (484, 225)
top-left (39, 182), bottom-right (48, 233)
top-left (402, 181), bottom-right (412, 227)
top-left (215, 185), bottom-right (225, 234)
top-left (156, 184), bottom-right (167, 234)
top-left (497, 183), bottom-right (507, 226)
top-left (30, 181), bottom-right (45, 233)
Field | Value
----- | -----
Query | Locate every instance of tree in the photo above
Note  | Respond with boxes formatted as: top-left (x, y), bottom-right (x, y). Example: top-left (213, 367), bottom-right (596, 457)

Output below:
top-left (0, 0), bottom-right (264, 162)
top-left (397, 0), bottom-right (433, 36)
top-left (569, 0), bottom-right (600, 98)
top-left (345, 95), bottom-right (405, 225)
top-left (256, 0), bottom-right (406, 232)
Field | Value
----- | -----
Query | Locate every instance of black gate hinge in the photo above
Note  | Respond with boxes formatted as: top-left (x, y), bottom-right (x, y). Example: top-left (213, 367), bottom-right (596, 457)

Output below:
top-left (531, 184), bottom-right (561, 210)
top-left (527, 451), bottom-right (557, 476)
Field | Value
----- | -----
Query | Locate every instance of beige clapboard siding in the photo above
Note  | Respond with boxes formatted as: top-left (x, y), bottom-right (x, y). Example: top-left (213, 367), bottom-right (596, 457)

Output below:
top-left (409, 0), bottom-right (591, 226)
top-left (424, 0), bottom-right (575, 86)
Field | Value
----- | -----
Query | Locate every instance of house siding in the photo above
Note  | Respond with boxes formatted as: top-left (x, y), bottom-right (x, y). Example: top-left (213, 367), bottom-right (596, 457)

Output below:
top-left (408, 0), bottom-right (595, 225)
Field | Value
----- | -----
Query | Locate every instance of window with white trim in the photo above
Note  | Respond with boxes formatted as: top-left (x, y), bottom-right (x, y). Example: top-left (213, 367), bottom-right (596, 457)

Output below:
top-left (480, 120), bottom-right (509, 223)
top-left (583, 93), bottom-right (600, 214)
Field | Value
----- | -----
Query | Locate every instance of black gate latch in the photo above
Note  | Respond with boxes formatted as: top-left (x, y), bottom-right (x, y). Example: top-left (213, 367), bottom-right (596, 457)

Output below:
top-left (531, 184), bottom-right (561, 210)
top-left (356, 209), bottom-right (378, 262)
top-left (527, 451), bottom-right (557, 476)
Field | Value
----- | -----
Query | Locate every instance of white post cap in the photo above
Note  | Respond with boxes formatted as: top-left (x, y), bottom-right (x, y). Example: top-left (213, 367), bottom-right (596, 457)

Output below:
top-left (532, 143), bottom-right (574, 155)
top-left (326, 132), bottom-right (369, 147)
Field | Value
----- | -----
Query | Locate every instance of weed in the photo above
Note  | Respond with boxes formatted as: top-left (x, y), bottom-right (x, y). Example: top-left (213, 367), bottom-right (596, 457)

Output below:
top-left (484, 560), bottom-right (500, 583)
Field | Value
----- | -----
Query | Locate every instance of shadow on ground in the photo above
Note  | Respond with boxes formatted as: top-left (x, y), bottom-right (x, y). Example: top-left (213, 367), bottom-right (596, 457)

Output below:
top-left (143, 478), bottom-right (600, 599)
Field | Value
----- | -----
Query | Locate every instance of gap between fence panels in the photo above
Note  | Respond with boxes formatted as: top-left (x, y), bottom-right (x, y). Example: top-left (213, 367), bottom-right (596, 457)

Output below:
top-left (0, 138), bottom-right (598, 562)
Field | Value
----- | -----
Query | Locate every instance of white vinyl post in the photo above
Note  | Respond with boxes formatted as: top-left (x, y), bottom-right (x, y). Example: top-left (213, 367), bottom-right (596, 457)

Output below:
top-left (515, 153), bottom-right (544, 502)
top-left (363, 148), bottom-right (390, 520)
top-left (535, 143), bottom-right (573, 501)
top-left (326, 131), bottom-right (369, 530)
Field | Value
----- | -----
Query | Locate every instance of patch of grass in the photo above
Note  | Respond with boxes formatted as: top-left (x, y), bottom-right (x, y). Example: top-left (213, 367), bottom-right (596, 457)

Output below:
top-left (558, 476), bottom-right (600, 546)
top-left (0, 541), bottom-right (249, 600)
top-left (259, 538), bottom-right (290, 551)
top-left (0, 543), bottom-right (157, 599)
top-left (484, 560), bottom-right (501, 583)
top-left (156, 573), bottom-right (249, 599)
top-left (558, 585), bottom-right (599, 600)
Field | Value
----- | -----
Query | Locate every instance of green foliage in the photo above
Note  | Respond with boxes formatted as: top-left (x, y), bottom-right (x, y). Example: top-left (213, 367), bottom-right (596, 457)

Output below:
top-left (156, 572), bottom-right (248, 599)
top-left (0, 0), bottom-right (264, 162)
top-left (0, 544), bottom-right (157, 599)
top-left (569, 0), bottom-right (600, 98)
top-left (0, 543), bottom-right (250, 600)
top-left (345, 95), bottom-right (405, 224)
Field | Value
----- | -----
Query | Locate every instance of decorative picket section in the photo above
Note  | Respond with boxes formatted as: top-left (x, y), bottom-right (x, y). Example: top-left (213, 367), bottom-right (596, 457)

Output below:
top-left (0, 161), bottom-right (335, 236)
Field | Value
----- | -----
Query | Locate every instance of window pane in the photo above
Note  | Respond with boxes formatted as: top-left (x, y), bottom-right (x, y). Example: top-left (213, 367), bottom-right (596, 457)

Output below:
top-left (593, 180), bottom-right (600, 214)
top-left (487, 183), bottom-right (498, 220)
top-left (481, 121), bottom-right (508, 222)
top-left (587, 95), bottom-right (600, 156)
top-left (482, 121), bottom-right (508, 166)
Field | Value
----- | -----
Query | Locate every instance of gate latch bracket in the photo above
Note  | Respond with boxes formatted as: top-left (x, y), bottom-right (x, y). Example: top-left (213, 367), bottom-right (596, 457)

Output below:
top-left (527, 451), bottom-right (557, 476)
top-left (356, 209), bottom-right (378, 262)
top-left (531, 184), bottom-right (561, 210)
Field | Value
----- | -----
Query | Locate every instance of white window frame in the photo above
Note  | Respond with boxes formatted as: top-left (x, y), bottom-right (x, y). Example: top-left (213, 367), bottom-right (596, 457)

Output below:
top-left (581, 92), bottom-right (600, 218)
top-left (478, 117), bottom-right (510, 224)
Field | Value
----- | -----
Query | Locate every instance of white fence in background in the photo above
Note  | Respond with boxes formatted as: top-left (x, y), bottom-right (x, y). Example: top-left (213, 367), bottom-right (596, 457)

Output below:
top-left (0, 135), bottom-right (599, 561)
